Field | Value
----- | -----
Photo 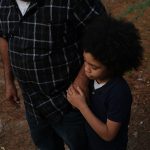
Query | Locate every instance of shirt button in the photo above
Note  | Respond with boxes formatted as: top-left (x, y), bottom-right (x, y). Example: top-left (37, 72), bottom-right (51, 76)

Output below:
top-left (92, 91), bottom-right (95, 95)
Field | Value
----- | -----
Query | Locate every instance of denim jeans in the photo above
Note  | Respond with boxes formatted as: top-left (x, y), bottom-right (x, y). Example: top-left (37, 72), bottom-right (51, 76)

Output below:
top-left (26, 109), bottom-right (87, 150)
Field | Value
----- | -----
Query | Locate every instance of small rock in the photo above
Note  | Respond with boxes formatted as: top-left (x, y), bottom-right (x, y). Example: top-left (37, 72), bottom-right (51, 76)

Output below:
top-left (133, 131), bottom-right (138, 138)
top-left (137, 78), bottom-right (143, 81)
top-left (139, 121), bottom-right (144, 125)
top-left (0, 119), bottom-right (3, 134)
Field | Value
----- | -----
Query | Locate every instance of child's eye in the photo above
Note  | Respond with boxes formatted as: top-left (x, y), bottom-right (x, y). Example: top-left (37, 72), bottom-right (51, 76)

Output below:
top-left (92, 66), bottom-right (98, 70)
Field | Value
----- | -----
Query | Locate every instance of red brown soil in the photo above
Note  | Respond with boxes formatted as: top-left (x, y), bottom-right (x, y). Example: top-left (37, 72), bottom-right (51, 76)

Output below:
top-left (0, 1), bottom-right (150, 150)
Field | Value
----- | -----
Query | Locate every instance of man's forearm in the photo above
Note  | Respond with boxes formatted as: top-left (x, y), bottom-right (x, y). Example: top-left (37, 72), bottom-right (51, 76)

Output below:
top-left (74, 64), bottom-right (89, 88)
top-left (0, 38), bottom-right (20, 104)
top-left (0, 37), bottom-right (14, 84)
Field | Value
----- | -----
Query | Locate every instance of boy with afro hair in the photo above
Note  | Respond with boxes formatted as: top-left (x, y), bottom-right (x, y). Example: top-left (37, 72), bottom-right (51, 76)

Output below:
top-left (67, 15), bottom-right (143, 150)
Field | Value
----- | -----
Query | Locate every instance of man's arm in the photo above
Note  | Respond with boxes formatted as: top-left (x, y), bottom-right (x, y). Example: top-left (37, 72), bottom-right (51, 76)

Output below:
top-left (71, 64), bottom-right (89, 96)
top-left (0, 37), bottom-right (20, 105)
top-left (70, 0), bottom-right (106, 29)
top-left (68, 0), bottom-right (106, 93)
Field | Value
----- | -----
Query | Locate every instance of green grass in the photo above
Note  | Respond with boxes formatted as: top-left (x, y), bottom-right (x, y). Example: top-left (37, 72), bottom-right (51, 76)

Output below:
top-left (118, 0), bottom-right (150, 19)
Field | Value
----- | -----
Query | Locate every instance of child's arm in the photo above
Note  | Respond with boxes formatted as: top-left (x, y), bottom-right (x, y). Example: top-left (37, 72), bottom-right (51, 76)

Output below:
top-left (67, 86), bottom-right (121, 142)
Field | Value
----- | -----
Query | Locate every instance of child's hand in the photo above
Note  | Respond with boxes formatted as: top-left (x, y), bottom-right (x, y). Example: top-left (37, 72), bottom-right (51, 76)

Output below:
top-left (67, 85), bottom-right (87, 110)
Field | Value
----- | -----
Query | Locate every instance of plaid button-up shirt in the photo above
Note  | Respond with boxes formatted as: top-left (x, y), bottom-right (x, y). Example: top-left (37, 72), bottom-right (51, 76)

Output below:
top-left (0, 0), bottom-right (106, 122)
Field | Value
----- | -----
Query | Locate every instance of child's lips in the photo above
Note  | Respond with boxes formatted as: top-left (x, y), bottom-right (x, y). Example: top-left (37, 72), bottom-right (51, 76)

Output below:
top-left (85, 72), bottom-right (92, 78)
top-left (85, 72), bottom-right (90, 76)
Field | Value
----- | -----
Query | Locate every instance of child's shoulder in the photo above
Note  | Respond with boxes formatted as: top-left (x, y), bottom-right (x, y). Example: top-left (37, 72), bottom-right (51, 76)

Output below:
top-left (110, 76), bottom-right (130, 88)
top-left (108, 76), bottom-right (132, 96)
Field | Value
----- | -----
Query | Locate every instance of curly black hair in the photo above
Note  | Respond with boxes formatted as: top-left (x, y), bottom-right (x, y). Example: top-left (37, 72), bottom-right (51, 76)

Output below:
top-left (82, 15), bottom-right (144, 76)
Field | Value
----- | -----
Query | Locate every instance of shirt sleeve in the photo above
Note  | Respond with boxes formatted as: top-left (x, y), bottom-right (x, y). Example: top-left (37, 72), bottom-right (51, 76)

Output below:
top-left (0, 19), bottom-right (3, 37)
top-left (107, 84), bottom-right (132, 123)
top-left (70, 0), bottom-right (106, 28)
top-left (0, 19), bottom-right (6, 39)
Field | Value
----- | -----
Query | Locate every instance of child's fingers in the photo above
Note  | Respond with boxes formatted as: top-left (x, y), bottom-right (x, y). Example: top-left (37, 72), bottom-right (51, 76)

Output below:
top-left (67, 88), bottom-right (72, 94)
top-left (71, 85), bottom-right (79, 94)
top-left (67, 85), bottom-right (74, 95)
top-left (77, 86), bottom-right (84, 96)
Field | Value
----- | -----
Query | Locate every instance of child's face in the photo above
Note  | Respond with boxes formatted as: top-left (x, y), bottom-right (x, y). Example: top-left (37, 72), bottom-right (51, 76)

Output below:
top-left (83, 52), bottom-right (110, 83)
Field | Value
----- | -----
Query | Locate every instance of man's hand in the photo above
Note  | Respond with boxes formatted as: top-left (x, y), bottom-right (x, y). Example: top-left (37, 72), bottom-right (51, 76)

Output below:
top-left (5, 81), bottom-right (20, 106)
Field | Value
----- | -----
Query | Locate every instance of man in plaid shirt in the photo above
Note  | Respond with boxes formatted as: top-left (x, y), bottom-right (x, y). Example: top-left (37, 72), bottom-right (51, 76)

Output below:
top-left (0, 0), bottom-right (106, 149)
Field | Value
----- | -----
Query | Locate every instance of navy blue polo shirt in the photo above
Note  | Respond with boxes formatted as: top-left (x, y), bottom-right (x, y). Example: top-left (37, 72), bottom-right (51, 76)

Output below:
top-left (86, 77), bottom-right (132, 150)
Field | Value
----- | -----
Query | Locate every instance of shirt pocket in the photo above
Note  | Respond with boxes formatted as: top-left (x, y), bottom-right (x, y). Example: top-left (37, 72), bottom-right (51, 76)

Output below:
top-left (33, 22), bottom-right (53, 51)
top-left (33, 6), bottom-right (68, 52)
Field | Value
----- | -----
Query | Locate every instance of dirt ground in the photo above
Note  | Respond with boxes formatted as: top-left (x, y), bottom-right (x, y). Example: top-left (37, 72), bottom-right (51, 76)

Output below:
top-left (0, 0), bottom-right (150, 150)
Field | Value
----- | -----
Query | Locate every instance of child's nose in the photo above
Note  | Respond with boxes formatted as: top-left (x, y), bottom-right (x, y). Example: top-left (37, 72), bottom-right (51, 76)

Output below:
top-left (85, 64), bottom-right (91, 73)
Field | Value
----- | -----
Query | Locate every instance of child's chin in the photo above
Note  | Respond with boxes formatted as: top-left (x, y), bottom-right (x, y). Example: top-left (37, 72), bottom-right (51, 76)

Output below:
top-left (86, 75), bottom-right (95, 80)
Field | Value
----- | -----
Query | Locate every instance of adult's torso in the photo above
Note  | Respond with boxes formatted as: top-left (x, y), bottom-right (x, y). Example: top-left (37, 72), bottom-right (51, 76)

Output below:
top-left (0, 0), bottom-right (82, 96)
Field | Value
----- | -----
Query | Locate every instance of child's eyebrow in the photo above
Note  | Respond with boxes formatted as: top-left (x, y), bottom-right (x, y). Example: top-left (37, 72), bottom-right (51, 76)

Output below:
top-left (84, 61), bottom-right (100, 68)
